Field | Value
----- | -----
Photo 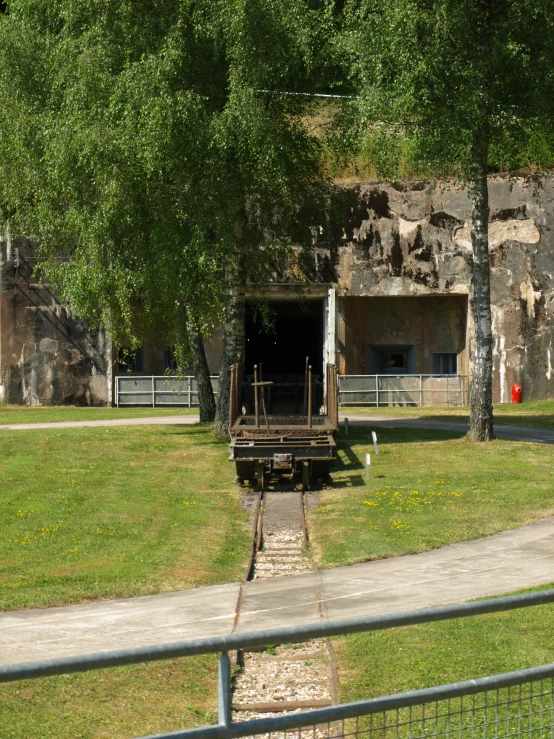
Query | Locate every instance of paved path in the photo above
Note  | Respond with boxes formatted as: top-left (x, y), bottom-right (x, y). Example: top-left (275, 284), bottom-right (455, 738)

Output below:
top-left (3, 516), bottom-right (554, 666)
top-left (0, 415), bottom-right (199, 430)
top-left (343, 415), bottom-right (554, 444)
top-left (1, 410), bottom-right (552, 667)
top-left (0, 413), bottom-right (552, 445)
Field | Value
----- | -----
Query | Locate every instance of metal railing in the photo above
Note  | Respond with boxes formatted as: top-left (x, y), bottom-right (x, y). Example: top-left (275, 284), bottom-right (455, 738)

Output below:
top-left (2, 590), bottom-right (554, 739)
top-left (338, 375), bottom-right (467, 407)
top-left (116, 375), bottom-right (219, 408)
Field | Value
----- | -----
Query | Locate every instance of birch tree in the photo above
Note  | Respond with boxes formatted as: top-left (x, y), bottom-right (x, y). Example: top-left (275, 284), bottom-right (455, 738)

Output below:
top-left (343, 0), bottom-right (554, 440)
top-left (0, 0), bottom-right (329, 427)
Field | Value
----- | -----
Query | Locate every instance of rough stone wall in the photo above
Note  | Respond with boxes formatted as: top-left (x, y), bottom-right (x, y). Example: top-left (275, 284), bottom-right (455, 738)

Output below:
top-left (322, 176), bottom-right (553, 402)
top-left (2, 174), bottom-right (554, 406)
top-left (0, 236), bottom-right (111, 406)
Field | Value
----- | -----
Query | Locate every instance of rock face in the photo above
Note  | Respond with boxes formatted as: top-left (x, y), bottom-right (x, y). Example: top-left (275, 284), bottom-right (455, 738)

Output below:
top-left (320, 176), bottom-right (554, 403)
top-left (0, 236), bottom-right (111, 406)
top-left (1, 174), bottom-right (553, 406)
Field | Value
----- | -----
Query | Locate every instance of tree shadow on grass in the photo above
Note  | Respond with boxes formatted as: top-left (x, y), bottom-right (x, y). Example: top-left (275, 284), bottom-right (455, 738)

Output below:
top-left (492, 414), bottom-right (554, 429)
top-left (330, 427), bottom-right (466, 488)
top-left (330, 474), bottom-right (367, 488)
top-left (338, 427), bottom-right (464, 448)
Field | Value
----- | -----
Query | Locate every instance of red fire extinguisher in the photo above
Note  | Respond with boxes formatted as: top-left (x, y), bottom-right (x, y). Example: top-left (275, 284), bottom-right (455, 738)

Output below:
top-left (511, 383), bottom-right (523, 404)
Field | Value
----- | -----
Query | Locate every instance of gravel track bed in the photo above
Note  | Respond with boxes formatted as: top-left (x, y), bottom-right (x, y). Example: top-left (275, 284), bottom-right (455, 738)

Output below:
top-left (233, 493), bottom-right (335, 737)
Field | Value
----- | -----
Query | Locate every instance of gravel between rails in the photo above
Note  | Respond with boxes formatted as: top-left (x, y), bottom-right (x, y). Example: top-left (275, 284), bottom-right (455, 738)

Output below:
top-left (232, 489), bottom-right (336, 738)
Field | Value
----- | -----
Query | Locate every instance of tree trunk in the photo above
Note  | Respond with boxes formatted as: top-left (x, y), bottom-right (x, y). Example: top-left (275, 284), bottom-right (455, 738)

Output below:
top-left (213, 207), bottom-right (247, 437)
top-left (189, 327), bottom-right (216, 423)
top-left (467, 129), bottom-right (494, 442)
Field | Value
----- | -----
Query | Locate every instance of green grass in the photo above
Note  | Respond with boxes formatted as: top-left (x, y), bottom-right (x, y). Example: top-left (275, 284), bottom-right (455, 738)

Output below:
top-left (333, 585), bottom-right (554, 730)
top-left (341, 398), bottom-right (554, 428)
top-left (310, 427), bottom-right (554, 567)
top-left (0, 405), bottom-right (197, 425)
top-left (0, 656), bottom-right (218, 739)
top-left (0, 424), bottom-right (250, 610)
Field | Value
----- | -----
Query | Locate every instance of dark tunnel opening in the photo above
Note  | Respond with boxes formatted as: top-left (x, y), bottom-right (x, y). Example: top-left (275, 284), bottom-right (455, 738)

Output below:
top-left (245, 301), bottom-right (323, 376)
top-left (245, 301), bottom-right (324, 413)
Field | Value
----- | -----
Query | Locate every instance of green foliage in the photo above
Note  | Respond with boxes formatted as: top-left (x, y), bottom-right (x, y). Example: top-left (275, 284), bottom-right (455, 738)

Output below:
top-left (0, 0), bottom-right (330, 352)
top-left (335, 586), bottom-right (554, 717)
top-left (0, 423), bottom-right (250, 609)
top-left (311, 427), bottom-right (554, 567)
top-left (340, 0), bottom-right (554, 177)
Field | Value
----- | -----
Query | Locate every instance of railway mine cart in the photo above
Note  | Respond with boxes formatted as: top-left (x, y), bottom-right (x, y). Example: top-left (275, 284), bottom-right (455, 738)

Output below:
top-left (229, 362), bottom-right (339, 490)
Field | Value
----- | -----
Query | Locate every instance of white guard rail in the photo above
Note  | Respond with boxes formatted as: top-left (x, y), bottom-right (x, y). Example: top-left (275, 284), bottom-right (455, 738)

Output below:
top-left (116, 375), bottom-right (219, 408)
top-left (338, 374), bottom-right (467, 407)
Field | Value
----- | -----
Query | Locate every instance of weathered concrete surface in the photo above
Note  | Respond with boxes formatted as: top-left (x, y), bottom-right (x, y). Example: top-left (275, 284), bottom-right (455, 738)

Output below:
top-left (0, 236), bottom-right (111, 406)
top-left (341, 294), bottom-right (468, 376)
top-left (328, 177), bottom-right (554, 403)
top-left (3, 173), bottom-right (554, 405)
top-left (0, 583), bottom-right (241, 666)
top-left (4, 516), bottom-right (554, 666)
top-left (0, 414), bottom-right (199, 430)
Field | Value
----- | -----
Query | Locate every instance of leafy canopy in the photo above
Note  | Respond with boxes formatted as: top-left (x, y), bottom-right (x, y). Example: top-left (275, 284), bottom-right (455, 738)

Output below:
top-left (341, 0), bottom-right (554, 178)
top-left (0, 0), bottom-right (331, 350)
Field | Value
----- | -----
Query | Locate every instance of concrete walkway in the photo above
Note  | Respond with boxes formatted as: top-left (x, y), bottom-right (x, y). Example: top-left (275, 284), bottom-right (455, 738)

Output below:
top-left (1, 410), bottom-right (553, 667)
top-left (0, 413), bottom-right (552, 445)
top-left (3, 516), bottom-right (554, 666)
top-left (344, 415), bottom-right (554, 444)
top-left (0, 415), bottom-right (199, 431)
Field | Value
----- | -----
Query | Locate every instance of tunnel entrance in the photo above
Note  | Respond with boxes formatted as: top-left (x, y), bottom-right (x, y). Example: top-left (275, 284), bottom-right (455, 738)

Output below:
top-left (245, 301), bottom-right (324, 413)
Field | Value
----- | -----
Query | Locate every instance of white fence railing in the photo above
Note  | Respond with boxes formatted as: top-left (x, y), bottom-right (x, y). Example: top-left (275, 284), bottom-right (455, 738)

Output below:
top-left (116, 374), bottom-right (466, 408)
top-left (116, 375), bottom-right (218, 407)
top-left (338, 374), bottom-right (467, 407)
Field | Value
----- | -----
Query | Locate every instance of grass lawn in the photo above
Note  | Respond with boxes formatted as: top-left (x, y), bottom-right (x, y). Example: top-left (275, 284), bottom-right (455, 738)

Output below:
top-left (0, 424), bottom-right (250, 610)
top-left (340, 398), bottom-right (554, 428)
top-left (309, 426), bottom-right (554, 568)
top-left (0, 405), bottom-right (197, 425)
top-left (0, 422), bottom-right (249, 738)
top-left (333, 585), bottom-right (554, 737)
top-left (0, 656), bottom-right (218, 739)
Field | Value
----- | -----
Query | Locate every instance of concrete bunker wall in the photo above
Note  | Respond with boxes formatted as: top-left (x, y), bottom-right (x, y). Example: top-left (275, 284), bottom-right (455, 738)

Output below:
top-left (339, 295), bottom-right (468, 378)
top-left (327, 176), bottom-right (554, 403)
top-left (2, 174), bottom-right (554, 406)
top-left (0, 237), bottom-right (111, 406)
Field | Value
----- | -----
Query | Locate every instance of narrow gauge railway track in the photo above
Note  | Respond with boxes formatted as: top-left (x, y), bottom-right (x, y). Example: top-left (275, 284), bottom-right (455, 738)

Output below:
top-left (232, 481), bottom-right (339, 734)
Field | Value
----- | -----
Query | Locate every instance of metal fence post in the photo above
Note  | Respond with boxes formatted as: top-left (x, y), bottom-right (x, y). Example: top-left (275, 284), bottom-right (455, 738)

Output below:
top-left (218, 652), bottom-right (232, 735)
top-left (420, 374), bottom-right (423, 407)
top-left (376, 376), bottom-right (379, 407)
top-left (152, 376), bottom-right (155, 408)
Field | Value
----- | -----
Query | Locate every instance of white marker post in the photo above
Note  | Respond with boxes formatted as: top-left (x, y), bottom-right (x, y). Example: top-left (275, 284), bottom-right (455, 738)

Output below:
top-left (372, 431), bottom-right (379, 454)
top-left (365, 453), bottom-right (371, 480)
top-left (344, 417), bottom-right (349, 436)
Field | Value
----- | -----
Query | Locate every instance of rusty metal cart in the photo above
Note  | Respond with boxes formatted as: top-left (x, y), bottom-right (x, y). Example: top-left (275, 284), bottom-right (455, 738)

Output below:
top-left (229, 362), bottom-right (339, 490)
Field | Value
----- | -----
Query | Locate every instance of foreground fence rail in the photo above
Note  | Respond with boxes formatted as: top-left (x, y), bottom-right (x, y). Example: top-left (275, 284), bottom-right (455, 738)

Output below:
top-left (338, 375), bottom-right (467, 407)
top-left (2, 590), bottom-right (554, 739)
top-left (116, 375), bottom-right (219, 407)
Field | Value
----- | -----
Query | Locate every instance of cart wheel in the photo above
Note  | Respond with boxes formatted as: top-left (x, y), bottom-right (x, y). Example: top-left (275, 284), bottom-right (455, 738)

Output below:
top-left (301, 461), bottom-right (309, 491)
top-left (257, 462), bottom-right (265, 492)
